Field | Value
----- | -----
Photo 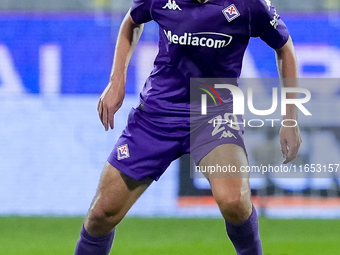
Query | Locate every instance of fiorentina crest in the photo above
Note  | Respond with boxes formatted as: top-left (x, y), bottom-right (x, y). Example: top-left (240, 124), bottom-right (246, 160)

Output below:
top-left (222, 4), bottom-right (240, 22)
top-left (117, 144), bottom-right (130, 160)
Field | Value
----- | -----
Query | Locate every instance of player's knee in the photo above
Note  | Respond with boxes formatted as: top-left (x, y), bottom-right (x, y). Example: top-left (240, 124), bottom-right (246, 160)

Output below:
top-left (216, 194), bottom-right (244, 214)
top-left (86, 206), bottom-right (123, 235)
top-left (214, 192), bottom-right (251, 223)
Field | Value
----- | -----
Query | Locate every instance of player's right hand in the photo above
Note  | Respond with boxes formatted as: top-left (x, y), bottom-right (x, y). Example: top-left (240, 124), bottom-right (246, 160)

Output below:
top-left (97, 79), bottom-right (125, 131)
top-left (279, 123), bottom-right (302, 164)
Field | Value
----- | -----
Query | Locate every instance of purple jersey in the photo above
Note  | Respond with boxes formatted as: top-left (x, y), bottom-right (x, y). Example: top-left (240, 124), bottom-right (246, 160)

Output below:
top-left (130, 0), bottom-right (289, 117)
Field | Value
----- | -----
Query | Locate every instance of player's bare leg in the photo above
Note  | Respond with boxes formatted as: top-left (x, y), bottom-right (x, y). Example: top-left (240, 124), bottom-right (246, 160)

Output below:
top-left (74, 161), bottom-right (152, 255)
top-left (200, 144), bottom-right (262, 255)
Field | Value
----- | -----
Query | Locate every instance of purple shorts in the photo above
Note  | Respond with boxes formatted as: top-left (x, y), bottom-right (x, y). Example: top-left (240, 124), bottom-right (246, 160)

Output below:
top-left (107, 107), bottom-right (246, 181)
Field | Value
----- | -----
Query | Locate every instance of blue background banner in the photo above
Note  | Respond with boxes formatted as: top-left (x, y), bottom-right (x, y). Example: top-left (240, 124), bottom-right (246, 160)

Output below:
top-left (1, 12), bottom-right (340, 217)
top-left (1, 12), bottom-right (340, 95)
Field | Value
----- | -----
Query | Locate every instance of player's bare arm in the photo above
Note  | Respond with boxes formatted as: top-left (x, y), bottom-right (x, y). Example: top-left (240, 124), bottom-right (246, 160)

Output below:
top-left (275, 36), bottom-right (302, 164)
top-left (98, 11), bottom-right (143, 131)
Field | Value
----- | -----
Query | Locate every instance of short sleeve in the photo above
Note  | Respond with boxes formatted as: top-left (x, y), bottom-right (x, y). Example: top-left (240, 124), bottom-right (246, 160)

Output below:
top-left (249, 0), bottom-right (289, 49)
top-left (130, 0), bottom-right (153, 24)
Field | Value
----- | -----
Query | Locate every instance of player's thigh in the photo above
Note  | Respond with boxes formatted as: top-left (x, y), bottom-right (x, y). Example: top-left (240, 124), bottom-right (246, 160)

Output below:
top-left (85, 161), bottom-right (152, 233)
top-left (199, 143), bottom-right (249, 178)
top-left (199, 144), bottom-right (252, 216)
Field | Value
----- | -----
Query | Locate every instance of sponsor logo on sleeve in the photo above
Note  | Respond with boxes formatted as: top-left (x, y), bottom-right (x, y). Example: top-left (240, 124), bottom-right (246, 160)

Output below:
top-left (264, 0), bottom-right (272, 10)
top-left (270, 10), bottom-right (279, 29)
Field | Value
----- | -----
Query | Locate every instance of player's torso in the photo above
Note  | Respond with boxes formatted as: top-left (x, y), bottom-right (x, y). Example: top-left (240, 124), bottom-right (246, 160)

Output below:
top-left (150, 0), bottom-right (251, 76)
top-left (139, 0), bottom-right (253, 117)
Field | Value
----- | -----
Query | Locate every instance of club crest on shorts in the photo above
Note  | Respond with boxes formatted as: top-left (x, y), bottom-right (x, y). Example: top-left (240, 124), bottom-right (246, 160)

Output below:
top-left (117, 144), bottom-right (130, 160)
top-left (222, 4), bottom-right (240, 22)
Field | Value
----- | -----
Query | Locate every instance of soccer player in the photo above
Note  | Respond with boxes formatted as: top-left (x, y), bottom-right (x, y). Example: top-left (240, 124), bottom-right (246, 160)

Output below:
top-left (75, 0), bottom-right (301, 254)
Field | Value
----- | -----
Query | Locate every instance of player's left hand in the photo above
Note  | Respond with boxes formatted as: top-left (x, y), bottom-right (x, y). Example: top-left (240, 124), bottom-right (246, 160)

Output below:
top-left (279, 122), bottom-right (302, 164)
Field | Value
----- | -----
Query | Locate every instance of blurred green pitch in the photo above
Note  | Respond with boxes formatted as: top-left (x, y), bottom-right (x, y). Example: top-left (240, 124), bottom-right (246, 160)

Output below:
top-left (0, 217), bottom-right (339, 254)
